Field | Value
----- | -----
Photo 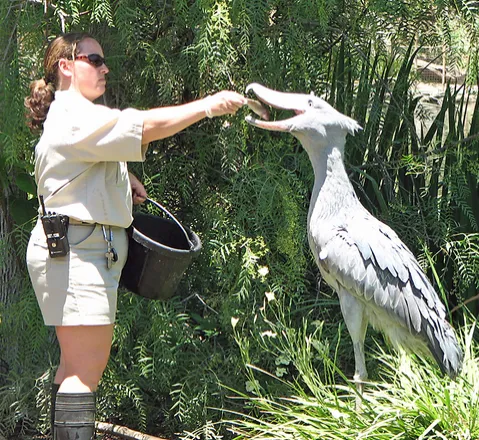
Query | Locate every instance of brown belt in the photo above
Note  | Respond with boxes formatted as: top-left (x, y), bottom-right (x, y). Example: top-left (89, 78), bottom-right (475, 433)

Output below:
top-left (69, 219), bottom-right (97, 226)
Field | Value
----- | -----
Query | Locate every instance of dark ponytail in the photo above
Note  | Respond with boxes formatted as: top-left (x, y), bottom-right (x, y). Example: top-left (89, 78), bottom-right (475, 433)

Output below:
top-left (25, 79), bottom-right (56, 131)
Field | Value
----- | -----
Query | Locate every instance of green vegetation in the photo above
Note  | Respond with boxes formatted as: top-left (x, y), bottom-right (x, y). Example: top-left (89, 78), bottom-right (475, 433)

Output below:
top-left (226, 306), bottom-right (479, 440)
top-left (0, 0), bottom-right (478, 438)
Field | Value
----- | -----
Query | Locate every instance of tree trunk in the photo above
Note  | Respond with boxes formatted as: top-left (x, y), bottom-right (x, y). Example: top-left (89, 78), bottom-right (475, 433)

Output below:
top-left (0, 1), bottom-right (22, 306)
top-left (0, 192), bottom-right (20, 305)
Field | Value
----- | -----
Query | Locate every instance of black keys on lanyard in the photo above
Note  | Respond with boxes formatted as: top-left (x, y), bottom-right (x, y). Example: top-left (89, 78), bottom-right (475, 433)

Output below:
top-left (101, 225), bottom-right (118, 269)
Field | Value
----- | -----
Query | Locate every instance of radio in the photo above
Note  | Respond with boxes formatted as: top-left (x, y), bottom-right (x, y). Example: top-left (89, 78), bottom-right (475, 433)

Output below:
top-left (39, 195), bottom-right (70, 258)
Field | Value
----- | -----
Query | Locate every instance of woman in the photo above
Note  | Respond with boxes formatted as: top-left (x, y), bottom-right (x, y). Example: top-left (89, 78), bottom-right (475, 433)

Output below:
top-left (24, 32), bottom-right (245, 440)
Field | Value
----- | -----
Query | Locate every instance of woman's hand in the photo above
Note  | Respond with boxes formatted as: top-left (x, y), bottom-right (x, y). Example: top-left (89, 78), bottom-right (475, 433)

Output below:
top-left (203, 91), bottom-right (247, 118)
top-left (129, 172), bottom-right (147, 205)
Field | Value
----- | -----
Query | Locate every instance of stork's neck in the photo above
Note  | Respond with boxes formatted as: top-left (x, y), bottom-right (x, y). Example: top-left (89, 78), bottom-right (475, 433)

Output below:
top-left (302, 140), bottom-right (360, 223)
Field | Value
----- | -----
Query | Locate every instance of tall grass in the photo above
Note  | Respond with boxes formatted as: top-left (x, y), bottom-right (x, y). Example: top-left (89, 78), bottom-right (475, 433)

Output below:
top-left (224, 308), bottom-right (479, 440)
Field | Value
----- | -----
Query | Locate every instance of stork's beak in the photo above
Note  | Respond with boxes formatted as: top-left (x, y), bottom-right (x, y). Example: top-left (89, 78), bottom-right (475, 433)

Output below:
top-left (245, 83), bottom-right (306, 132)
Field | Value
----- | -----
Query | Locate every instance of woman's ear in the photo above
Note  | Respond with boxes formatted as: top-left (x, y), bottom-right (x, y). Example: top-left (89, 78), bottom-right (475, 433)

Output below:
top-left (58, 58), bottom-right (73, 78)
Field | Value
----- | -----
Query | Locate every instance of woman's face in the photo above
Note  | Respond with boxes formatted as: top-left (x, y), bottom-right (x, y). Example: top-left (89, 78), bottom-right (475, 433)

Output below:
top-left (68, 38), bottom-right (109, 101)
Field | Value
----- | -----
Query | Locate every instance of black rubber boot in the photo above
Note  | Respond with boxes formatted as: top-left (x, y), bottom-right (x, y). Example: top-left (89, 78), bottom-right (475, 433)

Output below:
top-left (54, 392), bottom-right (96, 440)
top-left (50, 383), bottom-right (61, 436)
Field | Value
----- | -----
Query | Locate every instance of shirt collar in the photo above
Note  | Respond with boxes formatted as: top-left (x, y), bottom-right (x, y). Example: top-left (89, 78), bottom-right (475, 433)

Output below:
top-left (54, 89), bottom-right (90, 103)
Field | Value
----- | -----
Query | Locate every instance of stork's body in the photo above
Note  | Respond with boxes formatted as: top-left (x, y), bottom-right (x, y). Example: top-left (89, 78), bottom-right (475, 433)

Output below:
top-left (245, 83), bottom-right (463, 388)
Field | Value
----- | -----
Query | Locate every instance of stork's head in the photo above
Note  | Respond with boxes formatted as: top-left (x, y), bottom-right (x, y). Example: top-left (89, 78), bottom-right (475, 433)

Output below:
top-left (245, 83), bottom-right (361, 148)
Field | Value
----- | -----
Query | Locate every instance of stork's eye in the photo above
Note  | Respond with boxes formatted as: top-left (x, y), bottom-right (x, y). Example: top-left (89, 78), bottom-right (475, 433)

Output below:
top-left (308, 99), bottom-right (314, 107)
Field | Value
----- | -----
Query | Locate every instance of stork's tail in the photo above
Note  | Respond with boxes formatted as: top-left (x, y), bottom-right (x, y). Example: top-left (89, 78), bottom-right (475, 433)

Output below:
top-left (427, 319), bottom-right (463, 379)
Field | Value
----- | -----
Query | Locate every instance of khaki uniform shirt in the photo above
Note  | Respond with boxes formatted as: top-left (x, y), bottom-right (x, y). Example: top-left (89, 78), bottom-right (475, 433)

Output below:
top-left (35, 90), bottom-right (145, 228)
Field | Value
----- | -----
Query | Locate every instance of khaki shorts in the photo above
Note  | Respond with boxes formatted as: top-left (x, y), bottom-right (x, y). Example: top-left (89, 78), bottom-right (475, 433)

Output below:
top-left (26, 219), bottom-right (128, 326)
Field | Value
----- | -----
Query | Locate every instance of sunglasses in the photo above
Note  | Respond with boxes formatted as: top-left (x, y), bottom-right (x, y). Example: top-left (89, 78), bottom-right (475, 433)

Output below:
top-left (75, 53), bottom-right (106, 68)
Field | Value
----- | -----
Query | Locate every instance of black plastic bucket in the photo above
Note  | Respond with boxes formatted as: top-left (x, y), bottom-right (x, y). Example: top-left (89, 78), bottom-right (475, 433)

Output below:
top-left (120, 198), bottom-right (202, 300)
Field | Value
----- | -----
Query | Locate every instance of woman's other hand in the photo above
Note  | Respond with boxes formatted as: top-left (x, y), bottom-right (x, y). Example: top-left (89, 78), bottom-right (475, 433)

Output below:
top-left (129, 173), bottom-right (147, 205)
top-left (204, 91), bottom-right (247, 118)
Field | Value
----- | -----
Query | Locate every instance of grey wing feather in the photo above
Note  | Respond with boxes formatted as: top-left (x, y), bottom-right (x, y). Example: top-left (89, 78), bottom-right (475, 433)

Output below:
top-left (311, 212), bottom-right (463, 378)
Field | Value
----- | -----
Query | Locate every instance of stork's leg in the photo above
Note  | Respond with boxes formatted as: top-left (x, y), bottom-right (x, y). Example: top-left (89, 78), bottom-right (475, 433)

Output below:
top-left (337, 290), bottom-right (368, 409)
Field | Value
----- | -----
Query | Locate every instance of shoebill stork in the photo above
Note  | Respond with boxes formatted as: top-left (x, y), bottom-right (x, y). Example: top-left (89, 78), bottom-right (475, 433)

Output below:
top-left (245, 83), bottom-right (463, 392)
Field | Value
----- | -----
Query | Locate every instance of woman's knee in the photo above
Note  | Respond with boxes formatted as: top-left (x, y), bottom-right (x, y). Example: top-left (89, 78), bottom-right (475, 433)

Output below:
top-left (55, 325), bottom-right (113, 383)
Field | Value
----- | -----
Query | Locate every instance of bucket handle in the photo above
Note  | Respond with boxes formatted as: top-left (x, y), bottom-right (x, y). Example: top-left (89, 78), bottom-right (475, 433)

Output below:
top-left (144, 198), bottom-right (194, 249)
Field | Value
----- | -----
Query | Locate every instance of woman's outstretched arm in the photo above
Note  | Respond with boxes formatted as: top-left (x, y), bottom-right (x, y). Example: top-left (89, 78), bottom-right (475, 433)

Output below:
top-left (141, 91), bottom-right (246, 144)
